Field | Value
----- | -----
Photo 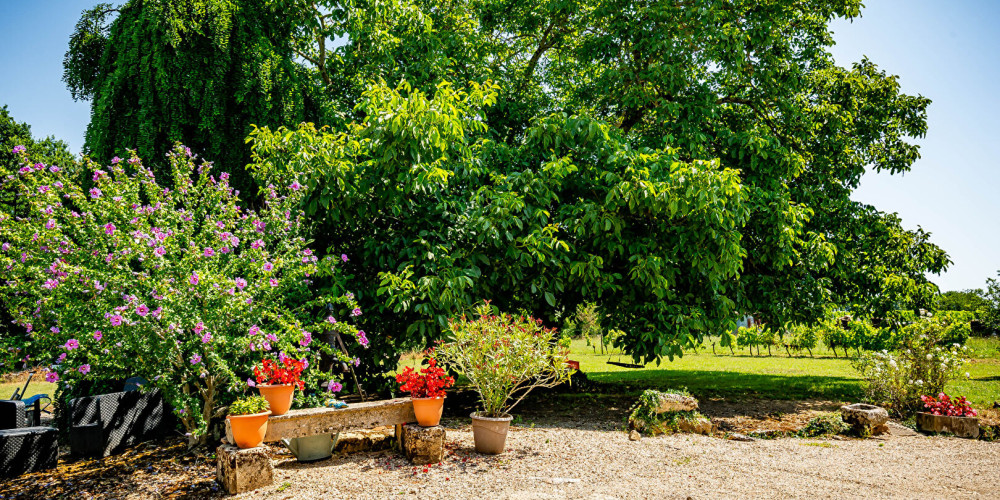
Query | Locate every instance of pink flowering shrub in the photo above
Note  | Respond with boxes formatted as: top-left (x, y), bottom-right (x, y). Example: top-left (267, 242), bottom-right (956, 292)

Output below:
top-left (0, 145), bottom-right (367, 444)
top-left (919, 393), bottom-right (977, 417)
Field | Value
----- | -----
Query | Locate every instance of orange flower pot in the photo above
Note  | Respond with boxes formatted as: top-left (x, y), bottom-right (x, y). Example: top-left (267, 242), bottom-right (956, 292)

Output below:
top-left (412, 396), bottom-right (445, 427)
top-left (228, 411), bottom-right (271, 449)
top-left (258, 384), bottom-right (295, 416)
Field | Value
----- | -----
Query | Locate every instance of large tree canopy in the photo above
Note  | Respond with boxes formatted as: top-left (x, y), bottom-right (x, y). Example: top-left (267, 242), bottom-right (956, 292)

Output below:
top-left (67, 0), bottom-right (949, 365)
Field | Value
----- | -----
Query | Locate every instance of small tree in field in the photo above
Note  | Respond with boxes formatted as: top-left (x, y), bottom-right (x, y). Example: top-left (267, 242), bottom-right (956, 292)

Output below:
top-left (0, 145), bottom-right (366, 444)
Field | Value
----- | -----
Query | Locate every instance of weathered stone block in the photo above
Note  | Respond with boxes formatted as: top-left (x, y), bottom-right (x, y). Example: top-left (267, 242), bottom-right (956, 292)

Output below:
top-left (653, 393), bottom-right (699, 413)
top-left (840, 403), bottom-right (889, 437)
top-left (216, 444), bottom-right (274, 494)
top-left (335, 428), bottom-right (394, 453)
top-left (401, 423), bottom-right (445, 465)
top-left (676, 416), bottom-right (713, 435)
top-left (916, 412), bottom-right (980, 439)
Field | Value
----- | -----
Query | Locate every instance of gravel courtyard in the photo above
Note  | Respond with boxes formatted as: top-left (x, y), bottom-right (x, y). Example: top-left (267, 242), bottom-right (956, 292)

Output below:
top-left (244, 419), bottom-right (999, 500)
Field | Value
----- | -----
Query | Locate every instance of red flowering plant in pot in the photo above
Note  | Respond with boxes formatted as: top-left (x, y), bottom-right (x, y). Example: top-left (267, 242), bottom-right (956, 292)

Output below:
top-left (395, 353), bottom-right (455, 427)
top-left (916, 392), bottom-right (980, 439)
top-left (252, 355), bottom-right (307, 416)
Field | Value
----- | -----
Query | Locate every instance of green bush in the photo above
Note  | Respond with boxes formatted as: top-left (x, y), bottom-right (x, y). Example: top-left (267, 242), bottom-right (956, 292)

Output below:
top-left (798, 413), bottom-right (850, 437)
top-left (783, 323), bottom-right (819, 356)
top-left (737, 325), bottom-right (778, 355)
top-left (229, 395), bottom-right (270, 416)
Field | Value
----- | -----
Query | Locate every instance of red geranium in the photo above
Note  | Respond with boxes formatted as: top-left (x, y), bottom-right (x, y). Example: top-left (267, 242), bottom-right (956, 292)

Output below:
top-left (254, 357), bottom-right (306, 390)
top-left (920, 393), bottom-right (977, 417)
top-left (396, 357), bottom-right (454, 399)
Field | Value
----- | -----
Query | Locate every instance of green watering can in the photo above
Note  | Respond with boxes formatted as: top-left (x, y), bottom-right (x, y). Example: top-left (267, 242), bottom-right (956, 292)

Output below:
top-left (282, 433), bottom-right (338, 462)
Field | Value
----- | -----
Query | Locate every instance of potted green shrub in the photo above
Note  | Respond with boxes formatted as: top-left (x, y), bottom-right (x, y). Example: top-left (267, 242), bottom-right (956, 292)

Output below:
top-left (437, 302), bottom-right (572, 454)
top-left (228, 396), bottom-right (271, 449)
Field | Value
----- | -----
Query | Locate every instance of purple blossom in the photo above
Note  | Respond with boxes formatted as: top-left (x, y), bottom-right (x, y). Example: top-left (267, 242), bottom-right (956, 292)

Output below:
top-left (234, 277), bottom-right (247, 290)
top-left (65, 339), bottom-right (79, 350)
top-left (351, 308), bottom-right (362, 317)
top-left (326, 316), bottom-right (337, 324)
top-left (111, 156), bottom-right (121, 164)
top-left (90, 188), bottom-right (102, 198)
top-left (263, 262), bottom-right (273, 272)
top-left (269, 278), bottom-right (279, 287)
top-left (104, 223), bottom-right (116, 235)
top-left (357, 330), bottom-right (369, 348)
top-left (57, 353), bottom-right (67, 363)
top-left (352, 357), bottom-right (360, 367)
top-left (249, 325), bottom-right (261, 336)
top-left (1, 242), bottom-right (9, 252)
top-left (251, 239), bottom-right (264, 250)
top-left (265, 333), bottom-right (278, 343)
top-left (203, 247), bottom-right (215, 257)
top-left (300, 331), bottom-right (312, 347)
top-left (45, 219), bottom-right (56, 229)
top-left (289, 181), bottom-right (302, 191)
top-left (109, 314), bottom-right (122, 326)
top-left (247, 378), bottom-right (256, 388)
top-left (50, 326), bottom-right (60, 334)
top-left (220, 246), bottom-right (230, 254)
top-left (42, 279), bottom-right (59, 290)
top-left (49, 166), bottom-right (60, 173)
top-left (45, 371), bottom-right (59, 383)
top-left (190, 354), bottom-right (202, 365)
top-left (78, 364), bottom-right (91, 375)
top-left (201, 332), bottom-right (213, 343)
top-left (136, 304), bottom-right (149, 316)
top-left (262, 341), bottom-right (271, 351)
top-left (38, 185), bottom-right (49, 194)
top-left (154, 246), bottom-right (166, 256)
top-left (328, 381), bottom-right (342, 393)
top-left (12, 145), bottom-right (25, 154)
top-left (341, 254), bottom-right (348, 262)
top-left (194, 322), bottom-right (205, 335)
top-left (189, 272), bottom-right (199, 286)
top-left (93, 330), bottom-right (103, 341)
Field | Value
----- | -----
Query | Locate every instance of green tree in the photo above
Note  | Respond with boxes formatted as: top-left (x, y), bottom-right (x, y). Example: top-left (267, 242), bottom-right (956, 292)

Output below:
top-left (936, 289), bottom-right (987, 312)
top-left (980, 273), bottom-right (1000, 334)
top-left (63, 0), bottom-right (319, 193)
top-left (70, 0), bottom-right (949, 365)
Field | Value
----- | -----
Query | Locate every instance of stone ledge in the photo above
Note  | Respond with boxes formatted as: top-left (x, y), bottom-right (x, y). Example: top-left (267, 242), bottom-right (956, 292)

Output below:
top-left (216, 444), bottom-right (274, 495)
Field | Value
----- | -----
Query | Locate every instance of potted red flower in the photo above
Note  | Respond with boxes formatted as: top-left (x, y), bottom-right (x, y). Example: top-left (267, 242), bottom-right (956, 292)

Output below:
top-left (395, 356), bottom-right (455, 427)
top-left (916, 393), bottom-right (980, 439)
top-left (253, 356), bottom-right (306, 416)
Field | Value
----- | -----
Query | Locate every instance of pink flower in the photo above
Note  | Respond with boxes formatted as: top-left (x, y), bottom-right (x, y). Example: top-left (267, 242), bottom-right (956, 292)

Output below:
top-left (300, 331), bottom-right (312, 347)
top-left (90, 187), bottom-right (102, 198)
top-left (93, 330), bottom-right (103, 341)
top-left (263, 262), bottom-right (273, 272)
top-left (78, 364), bottom-right (91, 375)
top-left (203, 247), bottom-right (215, 257)
top-left (45, 371), bottom-right (59, 383)
top-left (201, 332), bottom-right (213, 343)
top-left (45, 219), bottom-right (56, 229)
top-left (190, 354), bottom-right (202, 365)
top-left (189, 272), bottom-right (199, 286)
top-left (42, 279), bottom-right (59, 289)
top-left (357, 330), bottom-right (369, 348)
top-left (154, 246), bottom-right (166, 256)
top-left (194, 322), bottom-right (205, 335)
top-left (269, 278), bottom-right (279, 287)
top-left (136, 304), bottom-right (150, 316)
top-left (341, 254), bottom-right (348, 262)
top-left (247, 378), bottom-right (256, 388)
top-left (57, 353), bottom-right (67, 363)
top-left (12, 145), bottom-right (25, 154)
top-left (109, 314), bottom-right (123, 326)
top-left (104, 223), bottom-right (116, 235)
top-left (351, 308), bottom-right (362, 317)
top-left (328, 381), bottom-right (342, 393)
top-left (289, 181), bottom-right (302, 191)
top-left (65, 339), bottom-right (79, 350)
top-left (251, 239), bottom-right (264, 250)
top-left (326, 316), bottom-right (337, 324)
top-left (249, 325), bottom-right (261, 336)
top-left (234, 277), bottom-right (247, 290)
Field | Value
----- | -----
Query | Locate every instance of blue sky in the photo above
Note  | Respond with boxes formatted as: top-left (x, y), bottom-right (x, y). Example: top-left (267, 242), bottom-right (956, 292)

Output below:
top-left (1, 0), bottom-right (997, 292)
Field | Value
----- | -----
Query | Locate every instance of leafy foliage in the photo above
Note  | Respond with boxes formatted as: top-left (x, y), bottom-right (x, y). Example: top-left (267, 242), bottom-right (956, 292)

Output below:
top-left (436, 303), bottom-right (571, 417)
top-left (229, 395), bottom-right (269, 416)
top-left (0, 146), bottom-right (365, 444)
top-left (798, 413), bottom-right (850, 438)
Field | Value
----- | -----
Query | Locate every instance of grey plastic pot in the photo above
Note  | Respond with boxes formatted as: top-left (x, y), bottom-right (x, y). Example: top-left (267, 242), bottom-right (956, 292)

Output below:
top-left (470, 412), bottom-right (513, 454)
top-left (281, 433), bottom-right (338, 462)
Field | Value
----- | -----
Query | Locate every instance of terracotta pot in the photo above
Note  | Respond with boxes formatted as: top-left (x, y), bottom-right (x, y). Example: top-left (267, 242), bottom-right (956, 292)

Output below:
top-left (258, 384), bottom-right (295, 415)
top-left (411, 396), bottom-right (445, 427)
top-left (916, 412), bottom-right (980, 439)
top-left (470, 412), bottom-right (512, 454)
top-left (228, 411), bottom-right (271, 449)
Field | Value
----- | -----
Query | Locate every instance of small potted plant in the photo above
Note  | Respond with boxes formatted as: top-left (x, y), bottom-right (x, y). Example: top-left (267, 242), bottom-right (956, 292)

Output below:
top-left (916, 393), bottom-right (980, 439)
top-left (228, 395), bottom-right (271, 449)
top-left (437, 302), bottom-right (573, 454)
top-left (396, 353), bottom-right (455, 427)
top-left (253, 356), bottom-right (306, 416)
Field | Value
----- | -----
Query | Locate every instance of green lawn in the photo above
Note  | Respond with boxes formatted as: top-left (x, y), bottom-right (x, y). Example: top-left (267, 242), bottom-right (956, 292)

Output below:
top-left (569, 336), bottom-right (1000, 406)
top-left (0, 381), bottom-right (56, 401)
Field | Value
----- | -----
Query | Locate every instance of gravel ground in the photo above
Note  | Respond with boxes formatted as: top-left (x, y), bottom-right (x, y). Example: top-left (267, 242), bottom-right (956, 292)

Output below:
top-left (242, 420), bottom-right (999, 500)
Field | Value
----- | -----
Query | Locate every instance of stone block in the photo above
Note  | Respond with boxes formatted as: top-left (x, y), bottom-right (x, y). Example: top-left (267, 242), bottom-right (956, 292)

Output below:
top-left (677, 416), bottom-right (713, 435)
top-left (840, 403), bottom-right (889, 437)
top-left (401, 423), bottom-right (445, 465)
top-left (916, 412), bottom-right (980, 439)
top-left (335, 428), bottom-right (394, 454)
top-left (216, 444), bottom-right (273, 494)
top-left (653, 393), bottom-right (699, 413)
